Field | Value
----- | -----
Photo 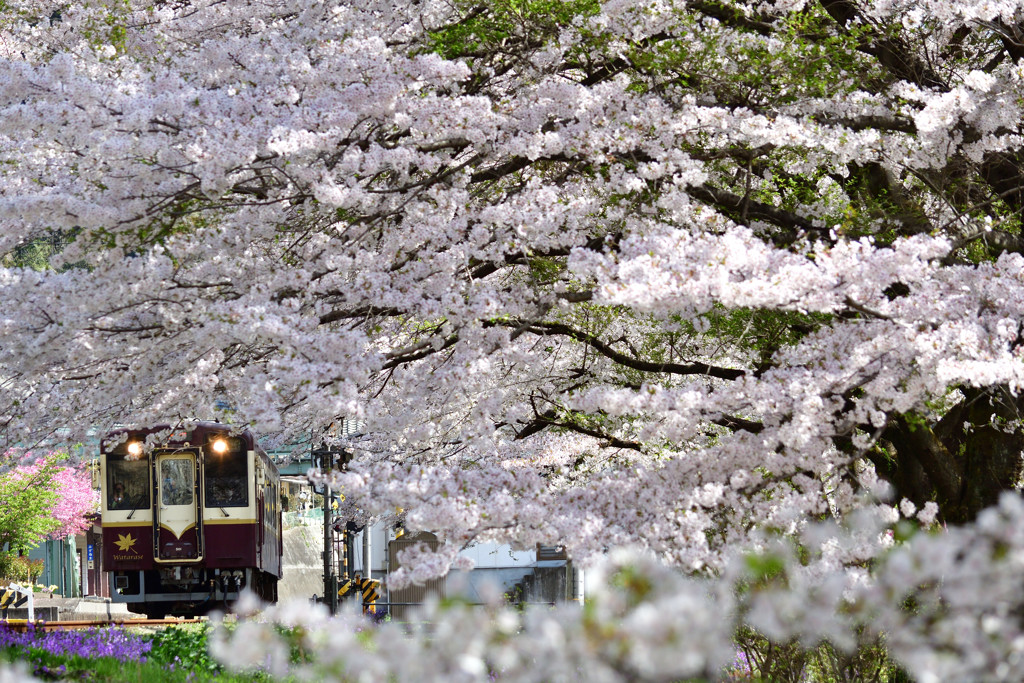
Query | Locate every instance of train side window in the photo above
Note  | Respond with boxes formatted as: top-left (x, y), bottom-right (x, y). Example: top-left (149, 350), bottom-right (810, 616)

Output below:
top-left (205, 451), bottom-right (248, 507)
top-left (107, 455), bottom-right (150, 510)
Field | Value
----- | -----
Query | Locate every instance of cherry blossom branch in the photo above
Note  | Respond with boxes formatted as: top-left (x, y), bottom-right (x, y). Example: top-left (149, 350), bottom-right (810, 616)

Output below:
top-left (505, 319), bottom-right (746, 380)
top-left (513, 406), bottom-right (643, 451)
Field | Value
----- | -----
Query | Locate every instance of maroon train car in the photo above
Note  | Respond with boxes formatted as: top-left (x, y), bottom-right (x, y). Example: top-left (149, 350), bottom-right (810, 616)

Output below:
top-left (100, 422), bottom-right (282, 617)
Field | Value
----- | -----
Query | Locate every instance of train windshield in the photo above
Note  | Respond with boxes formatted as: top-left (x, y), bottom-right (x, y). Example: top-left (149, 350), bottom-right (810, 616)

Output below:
top-left (160, 458), bottom-right (194, 506)
top-left (106, 454), bottom-right (150, 511)
top-left (205, 448), bottom-right (248, 507)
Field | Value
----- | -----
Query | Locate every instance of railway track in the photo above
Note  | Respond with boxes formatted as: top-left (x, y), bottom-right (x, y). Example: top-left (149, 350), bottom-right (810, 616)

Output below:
top-left (0, 618), bottom-right (205, 631)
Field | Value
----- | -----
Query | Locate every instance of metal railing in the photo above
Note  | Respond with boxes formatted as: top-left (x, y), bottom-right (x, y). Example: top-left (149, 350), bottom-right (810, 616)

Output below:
top-left (0, 584), bottom-right (34, 621)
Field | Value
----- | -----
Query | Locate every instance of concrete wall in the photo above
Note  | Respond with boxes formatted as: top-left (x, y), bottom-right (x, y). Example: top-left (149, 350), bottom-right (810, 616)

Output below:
top-left (279, 521), bottom-right (325, 603)
top-left (519, 566), bottom-right (568, 604)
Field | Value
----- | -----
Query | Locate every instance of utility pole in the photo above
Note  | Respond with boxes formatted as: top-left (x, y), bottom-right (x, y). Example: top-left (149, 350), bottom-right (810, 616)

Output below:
top-left (362, 527), bottom-right (371, 582)
top-left (316, 444), bottom-right (338, 613)
top-left (313, 436), bottom-right (355, 614)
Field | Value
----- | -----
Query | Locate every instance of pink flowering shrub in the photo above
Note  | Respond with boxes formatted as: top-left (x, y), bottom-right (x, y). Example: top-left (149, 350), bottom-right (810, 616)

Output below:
top-left (0, 451), bottom-right (96, 553)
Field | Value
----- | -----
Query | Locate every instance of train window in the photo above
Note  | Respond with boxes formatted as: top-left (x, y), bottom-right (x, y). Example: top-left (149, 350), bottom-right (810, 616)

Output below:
top-left (107, 454), bottom-right (150, 511)
top-left (160, 458), bottom-right (194, 506)
top-left (205, 451), bottom-right (248, 507)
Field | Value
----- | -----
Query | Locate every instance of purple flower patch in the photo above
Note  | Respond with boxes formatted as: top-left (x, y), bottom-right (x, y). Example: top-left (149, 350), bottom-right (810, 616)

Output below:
top-left (0, 623), bottom-right (152, 663)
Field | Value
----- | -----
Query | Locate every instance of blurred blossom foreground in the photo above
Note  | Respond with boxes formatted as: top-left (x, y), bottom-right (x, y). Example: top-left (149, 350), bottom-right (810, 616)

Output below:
top-left (186, 496), bottom-right (1024, 683)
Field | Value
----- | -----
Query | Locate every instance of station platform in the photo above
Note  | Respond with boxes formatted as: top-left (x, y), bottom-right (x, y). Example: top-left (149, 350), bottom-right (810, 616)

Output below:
top-left (2, 593), bottom-right (131, 622)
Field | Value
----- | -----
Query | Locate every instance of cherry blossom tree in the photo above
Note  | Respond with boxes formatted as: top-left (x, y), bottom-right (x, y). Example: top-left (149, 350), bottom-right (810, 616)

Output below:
top-left (4, 0), bottom-right (1024, 678)
top-left (46, 459), bottom-right (98, 540)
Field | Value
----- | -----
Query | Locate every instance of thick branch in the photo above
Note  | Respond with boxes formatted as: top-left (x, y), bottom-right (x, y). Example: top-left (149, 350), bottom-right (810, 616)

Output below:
top-left (468, 233), bottom-right (620, 280)
top-left (713, 415), bottom-right (764, 434)
top-left (819, 0), bottom-right (946, 89)
top-left (688, 185), bottom-right (828, 241)
top-left (379, 333), bottom-right (460, 370)
top-left (319, 305), bottom-right (403, 326)
top-left (513, 408), bottom-right (643, 451)
top-left (509, 320), bottom-right (746, 380)
top-left (690, 1), bottom-right (775, 35)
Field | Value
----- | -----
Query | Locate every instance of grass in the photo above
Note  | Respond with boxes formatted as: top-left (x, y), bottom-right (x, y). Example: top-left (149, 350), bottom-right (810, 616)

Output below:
top-left (1, 655), bottom-right (260, 683)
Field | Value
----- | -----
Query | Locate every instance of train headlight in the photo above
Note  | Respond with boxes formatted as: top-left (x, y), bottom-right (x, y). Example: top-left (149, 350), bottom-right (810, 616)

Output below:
top-left (127, 442), bottom-right (142, 457)
top-left (211, 438), bottom-right (229, 455)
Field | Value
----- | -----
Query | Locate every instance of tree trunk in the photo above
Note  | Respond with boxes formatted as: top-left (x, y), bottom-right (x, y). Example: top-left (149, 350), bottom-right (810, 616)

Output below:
top-left (879, 387), bottom-right (1024, 524)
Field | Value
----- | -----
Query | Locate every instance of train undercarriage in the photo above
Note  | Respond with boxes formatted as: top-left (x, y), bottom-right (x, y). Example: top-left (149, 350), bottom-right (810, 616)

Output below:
top-left (112, 566), bottom-right (279, 618)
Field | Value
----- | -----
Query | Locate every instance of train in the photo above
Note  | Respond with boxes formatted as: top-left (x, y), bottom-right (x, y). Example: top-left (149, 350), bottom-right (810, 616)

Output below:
top-left (100, 422), bottom-right (282, 617)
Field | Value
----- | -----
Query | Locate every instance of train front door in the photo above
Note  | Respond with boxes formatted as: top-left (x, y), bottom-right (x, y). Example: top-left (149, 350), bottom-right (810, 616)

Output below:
top-left (155, 451), bottom-right (201, 561)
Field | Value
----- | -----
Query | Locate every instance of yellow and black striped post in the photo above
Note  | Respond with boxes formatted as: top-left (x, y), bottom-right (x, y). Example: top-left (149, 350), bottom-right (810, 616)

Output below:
top-left (0, 588), bottom-right (28, 619)
top-left (360, 578), bottom-right (381, 615)
top-left (337, 574), bottom-right (381, 614)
